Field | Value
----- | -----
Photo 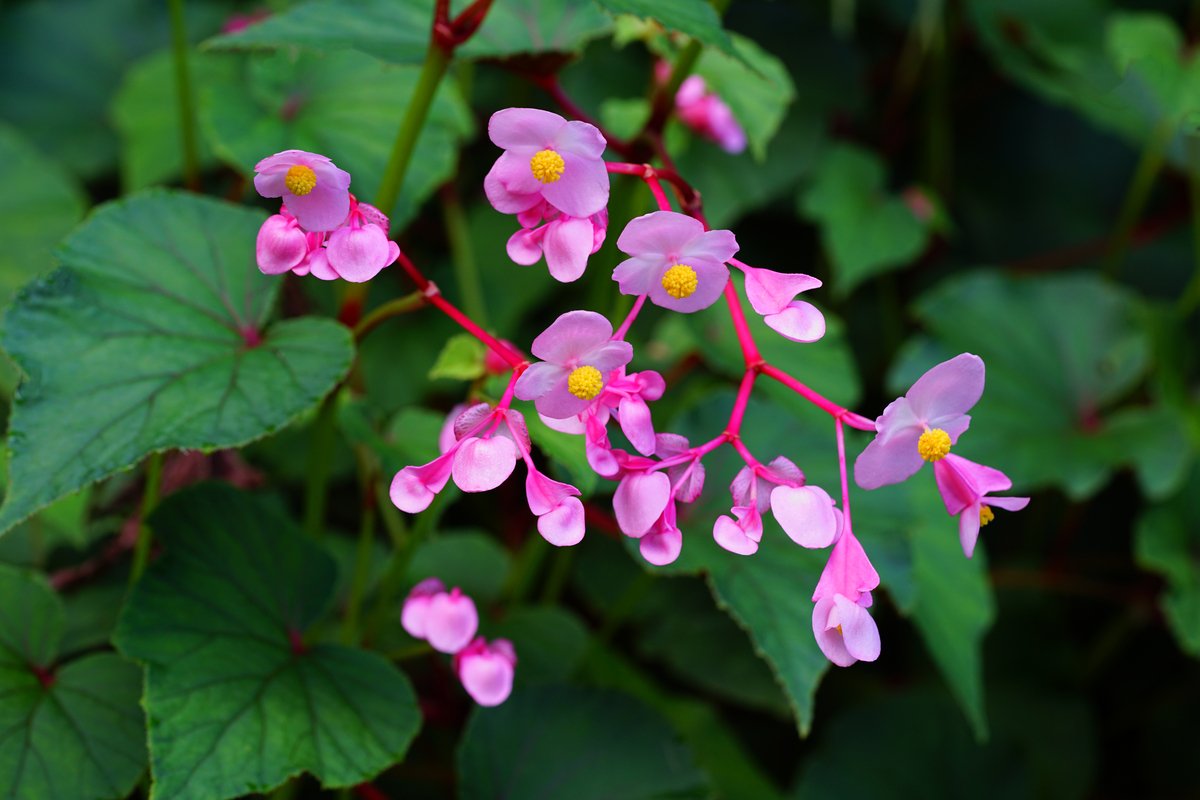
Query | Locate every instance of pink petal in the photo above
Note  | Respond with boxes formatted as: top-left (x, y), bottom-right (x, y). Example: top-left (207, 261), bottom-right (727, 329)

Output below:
top-left (906, 353), bottom-right (985, 423)
top-left (390, 452), bottom-right (455, 513)
top-left (456, 640), bottom-right (516, 706)
top-left (618, 396), bottom-right (656, 456)
top-left (765, 301), bottom-right (826, 343)
top-left (533, 384), bottom-right (592, 420)
top-left (513, 361), bottom-right (567, 403)
top-left (541, 151), bottom-right (610, 219)
top-left (616, 210), bottom-right (705, 256)
top-left (646, 259), bottom-right (729, 313)
top-left (400, 577), bottom-right (446, 639)
top-left (424, 589), bottom-right (479, 653)
top-left (255, 215), bottom-right (308, 274)
top-left (612, 254), bottom-right (665, 297)
top-left (507, 226), bottom-right (546, 266)
top-left (853, 429), bottom-right (924, 490)
top-left (679, 228), bottom-right (739, 264)
top-left (489, 107), bottom-right (568, 150)
top-left (484, 151), bottom-right (543, 213)
top-left (305, 248), bottom-right (339, 281)
top-left (452, 436), bottom-right (517, 493)
top-left (959, 503), bottom-right (983, 559)
top-left (988, 496), bottom-right (1030, 512)
top-left (742, 267), bottom-right (823, 316)
top-left (635, 370), bottom-right (666, 401)
top-left (551, 119), bottom-right (608, 159)
top-left (587, 340), bottom-right (634, 373)
top-left (539, 411), bottom-right (585, 435)
top-left (712, 506), bottom-right (762, 556)
top-left (525, 470), bottom-right (580, 516)
top-left (538, 496), bottom-right (586, 546)
top-left (528, 310), bottom-right (613, 364)
top-left (613, 472), bottom-right (672, 536)
top-left (543, 216), bottom-right (595, 282)
top-left (814, 594), bottom-right (880, 666)
top-left (640, 524), bottom-right (682, 566)
top-left (253, 148), bottom-right (333, 174)
top-left (283, 172), bottom-right (352, 233)
top-left (325, 224), bottom-right (392, 283)
top-left (813, 531), bottom-right (880, 602)
top-left (771, 485), bottom-right (840, 549)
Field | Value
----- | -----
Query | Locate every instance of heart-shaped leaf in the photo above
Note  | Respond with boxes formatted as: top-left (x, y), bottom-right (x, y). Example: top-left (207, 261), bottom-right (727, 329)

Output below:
top-left (0, 565), bottom-right (146, 799)
top-left (113, 484), bottom-right (421, 800)
top-left (0, 190), bottom-right (354, 534)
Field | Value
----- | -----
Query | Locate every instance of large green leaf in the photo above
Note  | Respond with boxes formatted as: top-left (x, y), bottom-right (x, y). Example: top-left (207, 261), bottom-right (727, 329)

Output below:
top-left (0, 565), bottom-right (145, 799)
top-left (0, 125), bottom-right (87, 308)
top-left (111, 49), bottom-right (241, 191)
top-left (456, 685), bottom-right (710, 799)
top-left (594, 0), bottom-right (737, 58)
top-left (208, 0), bottom-right (611, 62)
top-left (896, 271), bottom-right (1186, 499)
top-left (692, 33), bottom-right (795, 161)
top-left (799, 144), bottom-right (930, 296)
top-left (113, 485), bottom-right (421, 800)
top-left (1135, 465), bottom-right (1200, 657)
top-left (200, 49), bottom-right (471, 231)
top-left (0, 191), bottom-right (354, 534)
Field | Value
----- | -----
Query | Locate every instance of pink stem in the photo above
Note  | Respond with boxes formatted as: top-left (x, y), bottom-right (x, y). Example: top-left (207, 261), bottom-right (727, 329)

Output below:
top-left (645, 176), bottom-right (671, 211)
top-left (726, 369), bottom-right (756, 435)
top-left (722, 279), bottom-right (762, 367)
top-left (760, 364), bottom-right (875, 431)
top-left (836, 418), bottom-right (852, 530)
top-left (613, 294), bottom-right (647, 341)
top-left (605, 161), bottom-right (650, 176)
top-left (730, 438), bottom-right (761, 469)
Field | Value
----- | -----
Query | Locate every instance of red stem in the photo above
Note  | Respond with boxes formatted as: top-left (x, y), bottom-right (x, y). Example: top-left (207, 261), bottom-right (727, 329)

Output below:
top-left (722, 280), bottom-right (762, 367)
top-left (760, 364), bottom-right (876, 431)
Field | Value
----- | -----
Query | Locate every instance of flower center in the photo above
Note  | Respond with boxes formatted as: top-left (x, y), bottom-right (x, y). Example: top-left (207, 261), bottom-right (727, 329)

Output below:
top-left (979, 505), bottom-right (995, 526)
top-left (917, 428), bottom-right (951, 462)
top-left (567, 365), bottom-right (603, 400)
top-left (661, 264), bottom-right (698, 299)
top-left (284, 164), bottom-right (317, 196)
top-left (529, 149), bottom-right (565, 184)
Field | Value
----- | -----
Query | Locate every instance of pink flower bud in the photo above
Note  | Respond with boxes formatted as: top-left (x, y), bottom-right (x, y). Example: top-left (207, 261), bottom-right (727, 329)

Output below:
top-left (255, 214), bottom-right (308, 275)
top-left (400, 577), bottom-right (446, 640)
top-left (454, 637), bottom-right (517, 706)
top-left (424, 588), bottom-right (479, 654)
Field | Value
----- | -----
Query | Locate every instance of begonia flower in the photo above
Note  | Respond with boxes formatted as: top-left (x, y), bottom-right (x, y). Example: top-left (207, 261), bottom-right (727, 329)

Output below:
top-left (854, 353), bottom-right (985, 490)
top-left (525, 469), bottom-right (585, 547)
top-left (675, 75), bottom-right (747, 154)
top-left (811, 529), bottom-right (881, 667)
top-left (506, 202), bottom-right (608, 282)
top-left (484, 108), bottom-right (609, 219)
top-left (400, 580), bottom-right (479, 654)
top-left (454, 637), bottom-right (517, 707)
top-left (613, 211), bottom-right (738, 312)
top-left (613, 468), bottom-right (672, 537)
top-left (933, 453), bottom-right (1029, 558)
top-left (323, 204), bottom-right (400, 282)
top-left (399, 577), bottom-right (445, 640)
top-left (739, 263), bottom-right (826, 343)
top-left (255, 212), bottom-right (308, 274)
top-left (639, 500), bottom-right (683, 566)
top-left (514, 310), bottom-right (633, 419)
top-left (713, 457), bottom-right (841, 555)
top-left (254, 149), bottom-right (351, 232)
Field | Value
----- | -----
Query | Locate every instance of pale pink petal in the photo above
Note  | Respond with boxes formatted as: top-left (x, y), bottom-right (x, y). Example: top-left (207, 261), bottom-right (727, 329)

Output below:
top-left (534, 384), bottom-right (593, 420)
top-left (646, 258), bottom-right (729, 313)
top-left (525, 470), bottom-right (580, 516)
top-left (453, 403), bottom-right (497, 441)
top-left (541, 151), bottom-right (609, 218)
top-left (635, 370), bottom-right (666, 401)
top-left (538, 496), bottom-right (585, 546)
top-left (456, 639), bottom-right (516, 706)
top-left (765, 301), bottom-right (826, 343)
top-left (678, 228), bottom-right (739, 264)
top-left (835, 594), bottom-right (881, 664)
top-left (812, 595), bottom-right (855, 667)
top-left (528, 310), bottom-right (614, 364)
top-left (484, 151), bottom-right (543, 213)
top-left (424, 589), bottom-right (479, 653)
top-left (325, 224), bottom-right (392, 283)
top-left (959, 503), bottom-right (983, 559)
top-left (616, 211), bottom-right (705, 255)
top-left (640, 525), bottom-right (682, 566)
top-left (854, 429), bottom-right (923, 490)
top-left (513, 361), bottom-right (567, 403)
top-left (255, 215), bottom-right (308, 274)
top-left (452, 436), bottom-right (517, 493)
top-left (587, 340), bottom-right (634, 373)
top-left (400, 577), bottom-right (445, 640)
top-left (771, 485), bottom-right (840, 549)
top-left (613, 472), bottom-right (672, 536)
top-left (676, 75), bottom-right (707, 106)
top-left (712, 506), bottom-right (762, 556)
top-left (439, 403), bottom-right (468, 454)
top-left (507, 227), bottom-right (545, 265)
top-left (489, 107), bottom-right (568, 150)
top-left (284, 180), bottom-right (351, 233)
top-left (305, 249), bottom-right (339, 281)
top-left (812, 531), bottom-right (880, 602)
top-left (907, 353), bottom-right (985, 423)
top-left (742, 267), bottom-right (823, 316)
top-left (618, 395), bottom-right (656, 456)
top-left (612, 255), bottom-right (666, 297)
top-left (551, 118), bottom-right (607, 159)
top-left (539, 412), bottom-right (586, 435)
top-left (988, 496), bottom-right (1030, 512)
top-left (543, 216), bottom-right (595, 282)
top-left (390, 452), bottom-right (455, 513)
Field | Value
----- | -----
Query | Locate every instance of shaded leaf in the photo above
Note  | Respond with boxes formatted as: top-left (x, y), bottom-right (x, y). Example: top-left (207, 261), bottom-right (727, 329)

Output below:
top-left (1136, 464), bottom-right (1200, 657)
top-left (113, 484), bottom-right (421, 800)
top-left (594, 0), bottom-right (736, 59)
top-left (406, 529), bottom-right (512, 603)
top-left (429, 333), bottom-right (486, 381)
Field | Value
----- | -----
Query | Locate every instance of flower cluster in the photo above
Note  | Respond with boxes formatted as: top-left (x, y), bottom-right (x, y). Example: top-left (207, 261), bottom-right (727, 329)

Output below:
top-left (401, 578), bottom-right (517, 706)
top-left (253, 150), bottom-right (399, 282)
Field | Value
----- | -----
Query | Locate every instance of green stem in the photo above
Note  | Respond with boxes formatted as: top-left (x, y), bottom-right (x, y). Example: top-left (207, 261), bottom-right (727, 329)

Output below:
top-left (832, 0), bottom-right (856, 37)
top-left (1105, 118), bottom-right (1174, 279)
top-left (342, 452), bottom-right (377, 645)
top-left (353, 291), bottom-right (425, 342)
top-left (441, 183), bottom-right (488, 325)
top-left (167, 0), bottom-right (200, 190)
top-left (303, 392), bottom-right (341, 538)
top-left (1178, 135), bottom-right (1200, 316)
top-left (375, 43), bottom-right (452, 222)
top-left (129, 452), bottom-right (165, 584)
top-left (539, 547), bottom-right (574, 605)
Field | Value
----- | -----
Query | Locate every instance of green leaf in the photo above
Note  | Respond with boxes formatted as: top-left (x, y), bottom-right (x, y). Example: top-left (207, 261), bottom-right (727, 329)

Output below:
top-left (0, 190), bottom-right (354, 534)
top-left (407, 529), bottom-right (512, 603)
top-left (594, 0), bottom-right (736, 58)
top-left (908, 485), bottom-right (995, 740)
top-left (0, 124), bottom-right (87, 308)
top-left (487, 606), bottom-right (590, 684)
top-left (0, 565), bottom-right (145, 799)
top-left (1136, 465), bottom-right (1200, 657)
top-left (111, 49), bottom-right (240, 191)
top-left (896, 271), bottom-right (1172, 499)
top-left (209, 0), bottom-right (610, 62)
top-left (429, 333), bottom-right (486, 381)
top-left (800, 144), bottom-right (930, 296)
top-left (692, 33), bottom-right (795, 160)
top-left (113, 484), bottom-right (421, 799)
top-left (456, 685), bottom-right (710, 799)
top-left (200, 49), bottom-right (472, 231)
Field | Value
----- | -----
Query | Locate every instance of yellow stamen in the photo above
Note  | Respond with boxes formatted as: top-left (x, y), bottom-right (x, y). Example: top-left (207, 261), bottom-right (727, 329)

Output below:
top-left (567, 365), bottom-right (603, 400)
top-left (917, 428), bottom-right (951, 462)
top-left (661, 264), bottom-right (698, 299)
top-left (980, 505), bottom-right (995, 526)
top-left (284, 164), bottom-right (317, 196)
top-left (529, 149), bottom-right (565, 183)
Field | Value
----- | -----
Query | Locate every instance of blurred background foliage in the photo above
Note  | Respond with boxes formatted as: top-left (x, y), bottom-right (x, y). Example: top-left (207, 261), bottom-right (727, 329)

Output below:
top-left (0, 0), bottom-right (1198, 797)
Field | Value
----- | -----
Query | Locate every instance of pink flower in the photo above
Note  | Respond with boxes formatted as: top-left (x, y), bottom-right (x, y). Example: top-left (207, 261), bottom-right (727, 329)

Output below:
top-left (854, 353), bottom-right (985, 490)
top-left (675, 75), bottom-right (747, 154)
top-left (613, 467), bottom-right (672, 537)
top-left (525, 469), bottom-right (585, 546)
top-left (933, 453), bottom-right (1029, 557)
top-left (506, 202), bottom-right (608, 282)
top-left (714, 457), bottom-right (841, 555)
top-left (255, 213), bottom-right (309, 275)
top-left (400, 580), bottom-right (479, 654)
top-left (613, 211), bottom-right (738, 312)
top-left (454, 637), bottom-right (517, 706)
top-left (484, 108), bottom-right (609, 219)
top-left (321, 202), bottom-right (400, 282)
top-left (513, 311), bottom-right (634, 419)
top-left (639, 500), bottom-right (683, 566)
top-left (811, 529), bottom-right (881, 667)
top-left (739, 263), bottom-right (826, 343)
top-left (254, 149), bottom-right (351, 232)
